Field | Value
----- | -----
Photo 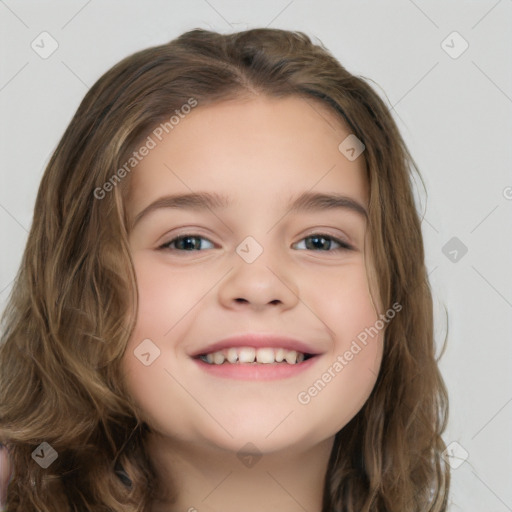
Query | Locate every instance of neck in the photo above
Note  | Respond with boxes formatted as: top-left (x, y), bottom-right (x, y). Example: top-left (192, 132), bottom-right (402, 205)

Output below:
top-left (147, 432), bottom-right (334, 512)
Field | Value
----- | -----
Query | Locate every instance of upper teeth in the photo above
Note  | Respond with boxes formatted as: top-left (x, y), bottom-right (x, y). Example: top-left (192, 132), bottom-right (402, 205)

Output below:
top-left (200, 347), bottom-right (306, 365)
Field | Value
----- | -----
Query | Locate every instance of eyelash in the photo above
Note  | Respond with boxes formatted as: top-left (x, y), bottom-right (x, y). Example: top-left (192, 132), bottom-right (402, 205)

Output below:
top-left (158, 233), bottom-right (354, 253)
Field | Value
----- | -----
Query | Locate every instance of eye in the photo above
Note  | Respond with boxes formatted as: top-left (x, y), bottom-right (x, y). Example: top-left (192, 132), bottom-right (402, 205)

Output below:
top-left (159, 235), bottom-right (215, 251)
top-left (293, 233), bottom-right (353, 252)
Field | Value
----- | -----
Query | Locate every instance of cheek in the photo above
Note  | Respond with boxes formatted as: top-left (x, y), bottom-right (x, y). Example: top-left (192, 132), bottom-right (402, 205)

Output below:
top-left (312, 260), bottom-right (379, 339)
top-left (131, 255), bottom-right (205, 338)
top-left (295, 261), bottom-right (383, 432)
top-left (120, 256), bottom-right (203, 424)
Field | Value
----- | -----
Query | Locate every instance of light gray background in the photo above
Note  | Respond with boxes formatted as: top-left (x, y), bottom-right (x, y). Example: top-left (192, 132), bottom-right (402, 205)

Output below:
top-left (1, 1), bottom-right (511, 510)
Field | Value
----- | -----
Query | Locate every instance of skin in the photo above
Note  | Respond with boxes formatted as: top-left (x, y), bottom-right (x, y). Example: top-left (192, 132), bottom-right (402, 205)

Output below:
top-left (122, 94), bottom-right (384, 512)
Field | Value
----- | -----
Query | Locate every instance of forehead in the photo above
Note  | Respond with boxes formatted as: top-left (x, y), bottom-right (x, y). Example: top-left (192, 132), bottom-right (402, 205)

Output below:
top-left (125, 95), bottom-right (367, 217)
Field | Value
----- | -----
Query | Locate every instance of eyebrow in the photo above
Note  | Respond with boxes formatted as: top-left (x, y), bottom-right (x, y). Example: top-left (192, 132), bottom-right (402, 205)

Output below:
top-left (131, 190), bottom-right (368, 229)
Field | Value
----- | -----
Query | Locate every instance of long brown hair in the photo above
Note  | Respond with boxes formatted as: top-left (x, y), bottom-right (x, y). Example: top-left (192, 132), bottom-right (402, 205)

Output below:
top-left (0, 28), bottom-right (450, 511)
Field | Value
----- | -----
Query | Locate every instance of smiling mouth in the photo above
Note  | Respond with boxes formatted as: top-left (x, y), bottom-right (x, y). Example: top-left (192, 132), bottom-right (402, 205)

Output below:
top-left (196, 347), bottom-right (316, 365)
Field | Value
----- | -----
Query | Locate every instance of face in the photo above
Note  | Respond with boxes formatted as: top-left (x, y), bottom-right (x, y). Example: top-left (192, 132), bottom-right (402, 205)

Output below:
top-left (121, 95), bottom-right (384, 456)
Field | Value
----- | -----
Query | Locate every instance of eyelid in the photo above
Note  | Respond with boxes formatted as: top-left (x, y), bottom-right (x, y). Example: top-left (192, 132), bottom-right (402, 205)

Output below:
top-left (156, 227), bottom-right (215, 246)
top-left (300, 227), bottom-right (353, 246)
top-left (158, 233), bottom-right (216, 251)
top-left (293, 233), bottom-right (354, 251)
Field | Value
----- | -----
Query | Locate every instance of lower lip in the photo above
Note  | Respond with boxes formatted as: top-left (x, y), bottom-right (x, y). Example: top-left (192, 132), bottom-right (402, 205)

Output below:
top-left (191, 355), bottom-right (321, 380)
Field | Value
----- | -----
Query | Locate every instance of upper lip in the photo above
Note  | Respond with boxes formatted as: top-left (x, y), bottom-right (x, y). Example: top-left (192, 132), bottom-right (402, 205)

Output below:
top-left (189, 333), bottom-right (325, 358)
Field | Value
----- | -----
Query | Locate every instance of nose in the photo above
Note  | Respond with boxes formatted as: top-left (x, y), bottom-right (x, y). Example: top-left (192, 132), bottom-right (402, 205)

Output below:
top-left (217, 242), bottom-right (299, 311)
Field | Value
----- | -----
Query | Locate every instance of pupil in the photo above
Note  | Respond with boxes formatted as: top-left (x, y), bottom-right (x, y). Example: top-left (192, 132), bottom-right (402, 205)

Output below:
top-left (307, 236), bottom-right (329, 250)
top-left (179, 236), bottom-right (199, 250)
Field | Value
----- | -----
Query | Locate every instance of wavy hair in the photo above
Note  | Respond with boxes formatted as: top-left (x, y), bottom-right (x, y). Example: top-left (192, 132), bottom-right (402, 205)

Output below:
top-left (0, 28), bottom-right (450, 511)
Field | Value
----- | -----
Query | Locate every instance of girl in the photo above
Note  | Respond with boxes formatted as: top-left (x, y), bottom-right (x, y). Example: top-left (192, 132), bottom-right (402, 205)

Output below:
top-left (0, 28), bottom-right (450, 511)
